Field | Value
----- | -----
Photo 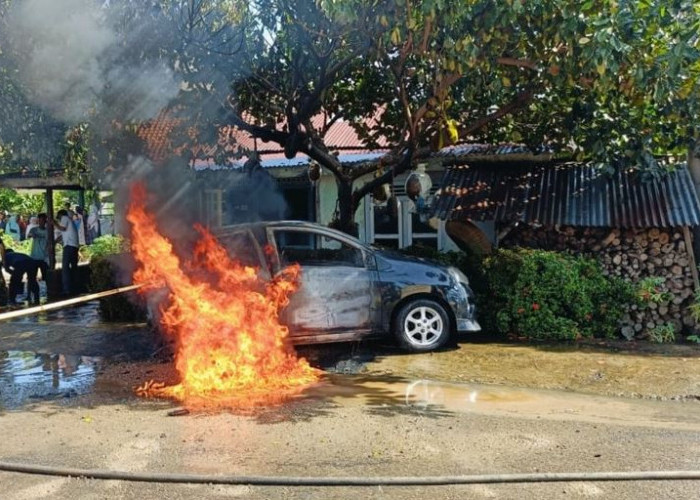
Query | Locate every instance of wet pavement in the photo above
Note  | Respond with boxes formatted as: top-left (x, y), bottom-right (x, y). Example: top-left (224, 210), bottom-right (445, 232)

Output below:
top-left (0, 303), bottom-right (699, 499)
top-left (0, 351), bottom-right (101, 409)
top-left (1, 301), bottom-right (699, 408)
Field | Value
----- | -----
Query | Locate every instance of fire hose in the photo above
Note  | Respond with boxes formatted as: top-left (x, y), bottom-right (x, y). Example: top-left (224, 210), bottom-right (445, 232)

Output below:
top-left (0, 462), bottom-right (698, 486)
top-left (0, 284), bottom-right (143, 322)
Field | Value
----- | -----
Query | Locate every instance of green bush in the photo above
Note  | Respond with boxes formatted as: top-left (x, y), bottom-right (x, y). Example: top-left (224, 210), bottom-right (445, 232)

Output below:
top-left (88, 254), bottom-right (147, 322)
top-left (649, 323), bottom-right (676, 343)
top-left (483, 249), bottom-right (634, 340)
top-left (81, 234), bottom-right (127, 261)
top-left (400, 245), bottom-right (634, 341)
top-left (1, 233), bottom-right (31, 254)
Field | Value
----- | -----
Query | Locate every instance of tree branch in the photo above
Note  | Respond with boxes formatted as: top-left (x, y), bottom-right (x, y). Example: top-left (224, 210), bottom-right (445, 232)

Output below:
top-left (299, 140), bottom-right (346, 180)
top-left (496, 57), bottom-right (538, 71)
top-left (459, 87), bottom-right (535, 138)
top-left (351, 147), bottom-right (421, 205)
top-left (226, 107), bottom-right (290, 146)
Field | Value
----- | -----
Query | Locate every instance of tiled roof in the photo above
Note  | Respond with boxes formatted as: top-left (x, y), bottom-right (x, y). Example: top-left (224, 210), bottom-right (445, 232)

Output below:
top-left (138, 111), bottom-right (388, 165)
top-left (432, 163), bottom-right (700, 228)
top-left (136, 113), bottom-right (184, 164)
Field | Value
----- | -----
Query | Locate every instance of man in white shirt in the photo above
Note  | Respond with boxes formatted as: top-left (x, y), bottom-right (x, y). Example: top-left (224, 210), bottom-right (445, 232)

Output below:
top-left (54, 209), bottom-right (80, 296)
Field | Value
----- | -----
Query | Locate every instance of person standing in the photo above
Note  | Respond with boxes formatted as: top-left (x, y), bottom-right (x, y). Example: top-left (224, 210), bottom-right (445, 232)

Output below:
top-left (54, 209), bottom-right (79, 296)
top-left (5, 215), bottom-right (21, 242)
top-left (87, 202), bottom-right (101, 244)
top-left (74, 206), bottom-right (87, 246)
top-left (0, 238), bottom-right (8, 306)
top-left (17, 215), bottom-right (27, 241)
top-left (27, 213), bottom-right (50, 281)
top-left (25, 216), bottom-right (38, 239)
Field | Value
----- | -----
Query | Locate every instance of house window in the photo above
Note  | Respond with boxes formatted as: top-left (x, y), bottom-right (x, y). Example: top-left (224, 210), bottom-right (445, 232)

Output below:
top-left (407, 210), bottom-right (438, 250)
top-left (367, 197), bottom-right (403, 249)
top-left (280, 181), bottom-right (315, 222)
top-left (202, 189), bottom-right (223, 228)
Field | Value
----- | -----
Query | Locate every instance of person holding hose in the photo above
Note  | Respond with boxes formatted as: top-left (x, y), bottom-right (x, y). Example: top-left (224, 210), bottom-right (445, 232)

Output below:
top-left (0, 238), bottom-right (40, 305)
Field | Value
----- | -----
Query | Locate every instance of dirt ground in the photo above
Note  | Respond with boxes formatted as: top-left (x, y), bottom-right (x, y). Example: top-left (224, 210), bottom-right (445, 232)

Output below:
top-left (357, 337), bottom-right (700, 401)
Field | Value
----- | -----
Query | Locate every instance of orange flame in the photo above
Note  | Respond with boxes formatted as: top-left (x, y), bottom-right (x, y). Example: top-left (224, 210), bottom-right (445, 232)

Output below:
top-left (127, 183), bottom-right (319, 409)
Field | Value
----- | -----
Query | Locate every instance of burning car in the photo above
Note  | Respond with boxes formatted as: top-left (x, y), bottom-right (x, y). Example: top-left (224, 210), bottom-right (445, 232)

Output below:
top-left (216, 221), bottom-right (480, 352)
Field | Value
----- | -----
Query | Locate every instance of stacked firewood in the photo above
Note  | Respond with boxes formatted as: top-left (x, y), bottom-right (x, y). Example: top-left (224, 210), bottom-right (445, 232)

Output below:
top-left (502, 225), bottom-right (697, 338)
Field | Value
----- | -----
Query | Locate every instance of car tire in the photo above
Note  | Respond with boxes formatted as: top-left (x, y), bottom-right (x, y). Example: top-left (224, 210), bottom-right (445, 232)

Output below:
top-left (394, 298), bottom-right (451, 352)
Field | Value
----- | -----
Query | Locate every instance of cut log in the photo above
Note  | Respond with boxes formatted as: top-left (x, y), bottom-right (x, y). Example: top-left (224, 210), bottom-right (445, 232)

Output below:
top-left (601, 231), bottom-right (617, 247)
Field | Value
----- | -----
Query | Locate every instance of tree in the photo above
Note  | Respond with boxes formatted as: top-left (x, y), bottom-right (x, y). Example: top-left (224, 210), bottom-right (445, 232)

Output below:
top-left (0, 0), bottom-right (68, 173)
top-left (0, 0), bottom-right (190, 181)
top-left (198, 0), bottom-right (700, 234)
top-left (2, 0), bottom-right (698, 236)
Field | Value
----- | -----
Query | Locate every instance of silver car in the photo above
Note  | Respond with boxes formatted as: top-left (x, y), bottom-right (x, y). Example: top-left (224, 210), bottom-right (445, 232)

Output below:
top-left (216, 221), bottom-right (480, 352)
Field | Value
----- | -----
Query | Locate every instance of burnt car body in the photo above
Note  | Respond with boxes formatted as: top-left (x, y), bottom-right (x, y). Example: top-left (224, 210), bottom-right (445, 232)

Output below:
top-left (216, 221), bottom-right (480, 351)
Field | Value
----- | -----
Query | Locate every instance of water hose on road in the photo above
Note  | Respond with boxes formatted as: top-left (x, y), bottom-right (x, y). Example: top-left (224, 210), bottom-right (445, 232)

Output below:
top-left (0, 284), bottom-right (143, 321)
top-left (0, 462), bottom-right (698, 486)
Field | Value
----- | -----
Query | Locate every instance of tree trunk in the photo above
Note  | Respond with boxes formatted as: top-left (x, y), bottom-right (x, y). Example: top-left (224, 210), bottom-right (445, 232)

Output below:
top-left (335, 178), bottom-right (358, 236)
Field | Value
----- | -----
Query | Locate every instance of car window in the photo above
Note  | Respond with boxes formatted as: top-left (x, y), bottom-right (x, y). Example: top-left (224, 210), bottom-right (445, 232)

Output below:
top-left (219, 231), bottom-right (262, 268)
top-left (274, 229), bottom-right (364, 268)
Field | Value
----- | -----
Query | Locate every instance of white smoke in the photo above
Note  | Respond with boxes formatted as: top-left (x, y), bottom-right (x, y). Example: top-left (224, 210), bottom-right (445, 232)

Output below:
top-left (6, 0), bottom-right (180, 124)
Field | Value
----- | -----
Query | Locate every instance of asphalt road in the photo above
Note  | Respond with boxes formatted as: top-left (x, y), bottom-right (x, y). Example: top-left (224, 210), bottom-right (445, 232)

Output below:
top-left (0, 377), bottom-right (699, 500)
top-left (0, 304), bottom-right (699, 499)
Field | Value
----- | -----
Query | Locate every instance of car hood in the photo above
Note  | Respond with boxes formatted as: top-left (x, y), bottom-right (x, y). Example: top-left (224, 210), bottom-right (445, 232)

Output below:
top-left (372, 249), bottom-right (453, 286)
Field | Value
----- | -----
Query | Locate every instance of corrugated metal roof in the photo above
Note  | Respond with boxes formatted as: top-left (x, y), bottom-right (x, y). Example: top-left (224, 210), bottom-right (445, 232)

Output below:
top-left (432, 163), bottom-right (700, 228)
top-left (193, 151), bottom-right (387, 171)
top-left (435, 143), bottom-right (535, 158)
top-left (195, 142), bottom-right (544, 171)
top-left (0, 169), bottom-right (84, 190)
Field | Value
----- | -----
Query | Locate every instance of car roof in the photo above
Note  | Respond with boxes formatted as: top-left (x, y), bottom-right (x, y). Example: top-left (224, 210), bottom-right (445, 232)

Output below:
top-left (215, 220), bottom-right (372, 249)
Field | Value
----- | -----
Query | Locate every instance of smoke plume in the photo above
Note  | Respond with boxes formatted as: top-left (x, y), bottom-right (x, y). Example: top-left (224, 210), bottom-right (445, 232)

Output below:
top-left (6, 0), bottom-right (180, 125)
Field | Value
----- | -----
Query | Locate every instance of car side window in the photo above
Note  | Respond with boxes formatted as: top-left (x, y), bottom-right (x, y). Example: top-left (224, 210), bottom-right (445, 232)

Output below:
top-left (219, 231), bottom-right (262, 268)
top-left (274, 229), bottom-right (364, 268)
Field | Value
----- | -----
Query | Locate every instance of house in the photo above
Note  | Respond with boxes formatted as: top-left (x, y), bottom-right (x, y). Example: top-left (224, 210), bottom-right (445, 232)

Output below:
top-left (430, 160), bottom-right (700, 337)
top-left (190, 131), bottom-right (553, 253)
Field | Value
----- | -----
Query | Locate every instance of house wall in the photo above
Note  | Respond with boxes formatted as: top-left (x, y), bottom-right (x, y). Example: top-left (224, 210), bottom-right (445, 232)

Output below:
top-left (501, 224), bottom-right (698, 339)
top-left (315, 172), bottom-right (368, 238)
top-left (199, 165), bottom-right (461, 252)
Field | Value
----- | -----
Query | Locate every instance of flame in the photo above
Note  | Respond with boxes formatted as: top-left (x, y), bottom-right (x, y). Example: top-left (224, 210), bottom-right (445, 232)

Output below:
top-left (127, 183), bottom-right (319, 409)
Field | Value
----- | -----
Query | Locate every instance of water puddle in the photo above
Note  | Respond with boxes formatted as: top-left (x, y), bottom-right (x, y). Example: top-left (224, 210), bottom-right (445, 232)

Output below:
top-left (307, 374), bottom-right (700, 431)
top-left (0, 351), bottom-right (103, 410)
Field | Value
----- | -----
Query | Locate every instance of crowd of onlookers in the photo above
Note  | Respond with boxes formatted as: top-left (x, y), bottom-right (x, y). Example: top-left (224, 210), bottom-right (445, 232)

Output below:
top-left (0, 203), bottom-right (101, 244)
top-left (0, 203), bottom-right (103, 307)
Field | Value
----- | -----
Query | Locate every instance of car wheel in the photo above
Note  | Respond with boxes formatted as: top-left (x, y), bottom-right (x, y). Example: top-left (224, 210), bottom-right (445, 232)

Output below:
top-left (394, 299), bottom-right (451, 352)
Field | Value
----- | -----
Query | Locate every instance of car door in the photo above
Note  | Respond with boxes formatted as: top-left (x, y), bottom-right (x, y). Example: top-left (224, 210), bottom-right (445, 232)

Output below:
top-left (216, 228), bottom-right (269, 279)
top-left (269, 226), bottom-right (379, 338)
